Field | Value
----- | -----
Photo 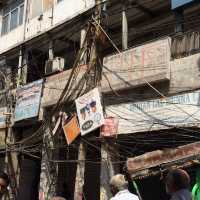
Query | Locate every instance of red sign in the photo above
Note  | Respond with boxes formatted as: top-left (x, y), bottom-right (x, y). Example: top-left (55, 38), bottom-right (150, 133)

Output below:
top-left (101, 117), bottom-right (119, 137)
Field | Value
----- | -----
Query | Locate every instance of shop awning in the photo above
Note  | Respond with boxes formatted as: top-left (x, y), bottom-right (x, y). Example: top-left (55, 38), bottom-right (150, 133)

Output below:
top-left (127, 142), bottom-right (200, 178)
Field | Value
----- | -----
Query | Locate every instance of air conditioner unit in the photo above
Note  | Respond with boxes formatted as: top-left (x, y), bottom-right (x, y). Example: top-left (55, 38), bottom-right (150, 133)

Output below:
top-left (45, 57), bottom-right (65, 75)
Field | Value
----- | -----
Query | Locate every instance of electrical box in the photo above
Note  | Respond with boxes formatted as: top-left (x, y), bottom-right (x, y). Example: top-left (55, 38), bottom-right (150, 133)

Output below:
top-left (45, 57), bottom-right (65, 75)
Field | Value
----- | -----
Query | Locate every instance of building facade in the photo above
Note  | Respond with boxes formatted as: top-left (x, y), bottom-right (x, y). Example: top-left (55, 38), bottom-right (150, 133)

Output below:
top-left (0, 0), bottom-right (200, 200)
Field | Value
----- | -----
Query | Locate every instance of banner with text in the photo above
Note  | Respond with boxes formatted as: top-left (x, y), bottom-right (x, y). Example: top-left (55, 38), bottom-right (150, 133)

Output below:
top-left (107, 90), bottom-right (200, 134)
top-left (14, 79), bottom-right (43, 122)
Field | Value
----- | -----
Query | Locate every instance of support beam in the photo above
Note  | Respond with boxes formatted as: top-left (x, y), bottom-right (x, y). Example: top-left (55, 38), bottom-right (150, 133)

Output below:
top-left (132, 1), bottom-right (155, 17)
top-left (122, 3), bottom-right (128, 50)
top-left (174, 8), bottom-right (184, 33)
top-left (17, 48), bottom-right (28, 86)
top-left (17, 49), bottom-right (23, 87)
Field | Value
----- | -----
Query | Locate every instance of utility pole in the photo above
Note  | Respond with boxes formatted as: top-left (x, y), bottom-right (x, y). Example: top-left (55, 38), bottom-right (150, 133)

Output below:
top-left (100, 141), bottom-right (120, 200)
top-left (4, 66), bottom-right (18, 200)
top-left (74, 15), bottom-right (88, 200)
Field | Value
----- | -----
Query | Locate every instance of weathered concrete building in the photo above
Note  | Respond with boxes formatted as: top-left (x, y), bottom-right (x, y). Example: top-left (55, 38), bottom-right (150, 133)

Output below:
top-left (0, 0), bottom-right (200, 200)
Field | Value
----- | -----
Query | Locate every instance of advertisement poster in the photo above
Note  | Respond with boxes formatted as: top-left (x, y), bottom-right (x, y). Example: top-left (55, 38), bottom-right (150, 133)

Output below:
top-left (107, 90), bottom-right (200, 134)
top-left (75, 88), bottom-right (104, 135)
top-left (101, 117), bottom-right (119, 137)
top-left (14, 79), bottom-right (43, 122)
top-left (63, 116), bottom-right (80, 145)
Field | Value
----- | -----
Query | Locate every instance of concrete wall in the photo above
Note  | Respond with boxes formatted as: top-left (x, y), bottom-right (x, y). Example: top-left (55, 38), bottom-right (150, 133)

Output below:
top-left (41, 49), bottom-right (200, 108)
top-left (0, 25), bottom-right (24, 53)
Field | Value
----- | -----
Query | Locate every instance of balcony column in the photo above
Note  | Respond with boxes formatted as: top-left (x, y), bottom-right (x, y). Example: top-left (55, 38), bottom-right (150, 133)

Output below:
top-left (17, 48), bottom-right (28, 86)
top-left (122, 1), bottom-right (128, 50)
top-left (174, 8), bottom-right (184, 33)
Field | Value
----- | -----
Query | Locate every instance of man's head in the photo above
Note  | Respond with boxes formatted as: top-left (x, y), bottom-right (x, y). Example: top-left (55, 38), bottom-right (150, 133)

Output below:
top-left (165, 169), bottom-right (190, 194)
top-left (0, 171), bottom-right (9, 196)
top-left (110, 174), bottom-right (128, 196)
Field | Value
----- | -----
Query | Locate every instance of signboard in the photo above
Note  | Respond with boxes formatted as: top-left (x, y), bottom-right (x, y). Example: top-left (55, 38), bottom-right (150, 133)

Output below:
top-left (63, 116), bottom-right (80, 145)
top-left (100, 117), bottom-right (118, 137)
top-left (75, 88), bottom-right (104, 135)
top-left (171, 0), bottom-right (196, 9)
top-left (107, 90), bottom-right (200, 134)
top-left (102, 37), bottom-right (170, 92)
top-left (14, 79), bottom-right (43, 122)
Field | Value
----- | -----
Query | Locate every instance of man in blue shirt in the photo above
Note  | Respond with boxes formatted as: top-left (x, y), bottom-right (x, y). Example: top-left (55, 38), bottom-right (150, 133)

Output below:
top-left (165, 169), bottom-right (191, 200)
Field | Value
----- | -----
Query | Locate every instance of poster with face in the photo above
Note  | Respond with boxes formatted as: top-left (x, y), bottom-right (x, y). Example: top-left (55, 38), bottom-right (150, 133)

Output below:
top-left (75, 88), bottom-right (104, 136)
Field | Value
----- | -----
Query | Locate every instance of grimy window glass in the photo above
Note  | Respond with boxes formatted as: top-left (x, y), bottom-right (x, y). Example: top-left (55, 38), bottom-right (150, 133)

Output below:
top-left (43, 0), bottom-right (53, 11)
top-left (19, 4), bottom-right (24, 25)
top-left (30, 0), bottom-right (42, 19)
top-left (1, 15), bottom-right (9, 35)
top-left (1, 0), bottom-right (24, 36)
top-left (10, 8), bottom-right (19, 31)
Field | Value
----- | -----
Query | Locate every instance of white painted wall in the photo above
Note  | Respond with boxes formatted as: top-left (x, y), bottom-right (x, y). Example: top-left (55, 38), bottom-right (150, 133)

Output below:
top-left (0, 26), bottom-right (24, 54)
top-left (0, 0), bottom-right (95, 54)
top-left (25, 9), bottom-right (52, 39)
top-left (53, 0), bottom-right (94, 26)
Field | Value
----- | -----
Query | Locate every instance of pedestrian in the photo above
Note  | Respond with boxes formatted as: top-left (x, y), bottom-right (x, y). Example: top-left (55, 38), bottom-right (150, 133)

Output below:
top-left (109, 174), bottom-right (139, 200)
top-left (0, 171), bottom-right (9, 200)
top-left (165, 169), bottom-right (192, 200)
top-left (51, 196), bottom-right (66, 200)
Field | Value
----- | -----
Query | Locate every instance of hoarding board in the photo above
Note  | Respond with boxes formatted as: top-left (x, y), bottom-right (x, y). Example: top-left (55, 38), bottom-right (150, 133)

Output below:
top-left (14, 79), bottom-right (43, 122)
top-left (107, 90), bottom-right (200, 134)
top-left (75, 88), bottom-right (104, 135)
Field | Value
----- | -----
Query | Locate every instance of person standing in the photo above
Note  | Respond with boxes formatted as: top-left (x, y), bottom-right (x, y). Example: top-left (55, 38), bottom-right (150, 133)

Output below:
top-left (165, 169), bottom-right (192, 200)
top-left (109, 174), bottom-right (139, 200)
top-left (0, 171), bottom-right (9, 200)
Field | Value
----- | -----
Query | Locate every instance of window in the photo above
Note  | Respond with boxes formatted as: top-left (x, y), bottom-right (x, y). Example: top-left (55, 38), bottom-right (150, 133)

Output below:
top-left (30, 0), bottom-right (54, 19)
top-left (1, 1), bottom-right (24, 36)
top-left (19, 5), bottom-right (24, 25)
top-left (30, 0), bottom-right (42, 19)
top-left (43, 0), bottom-right (53, 11)
top-left (1, 15), bottom-right (9, 35)
top-left (10, 8), bottom-right (19, 31)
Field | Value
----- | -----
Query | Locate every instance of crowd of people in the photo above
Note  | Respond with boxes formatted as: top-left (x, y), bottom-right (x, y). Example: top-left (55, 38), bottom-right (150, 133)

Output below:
top-left (0, 168), bottom-right (194, 200)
